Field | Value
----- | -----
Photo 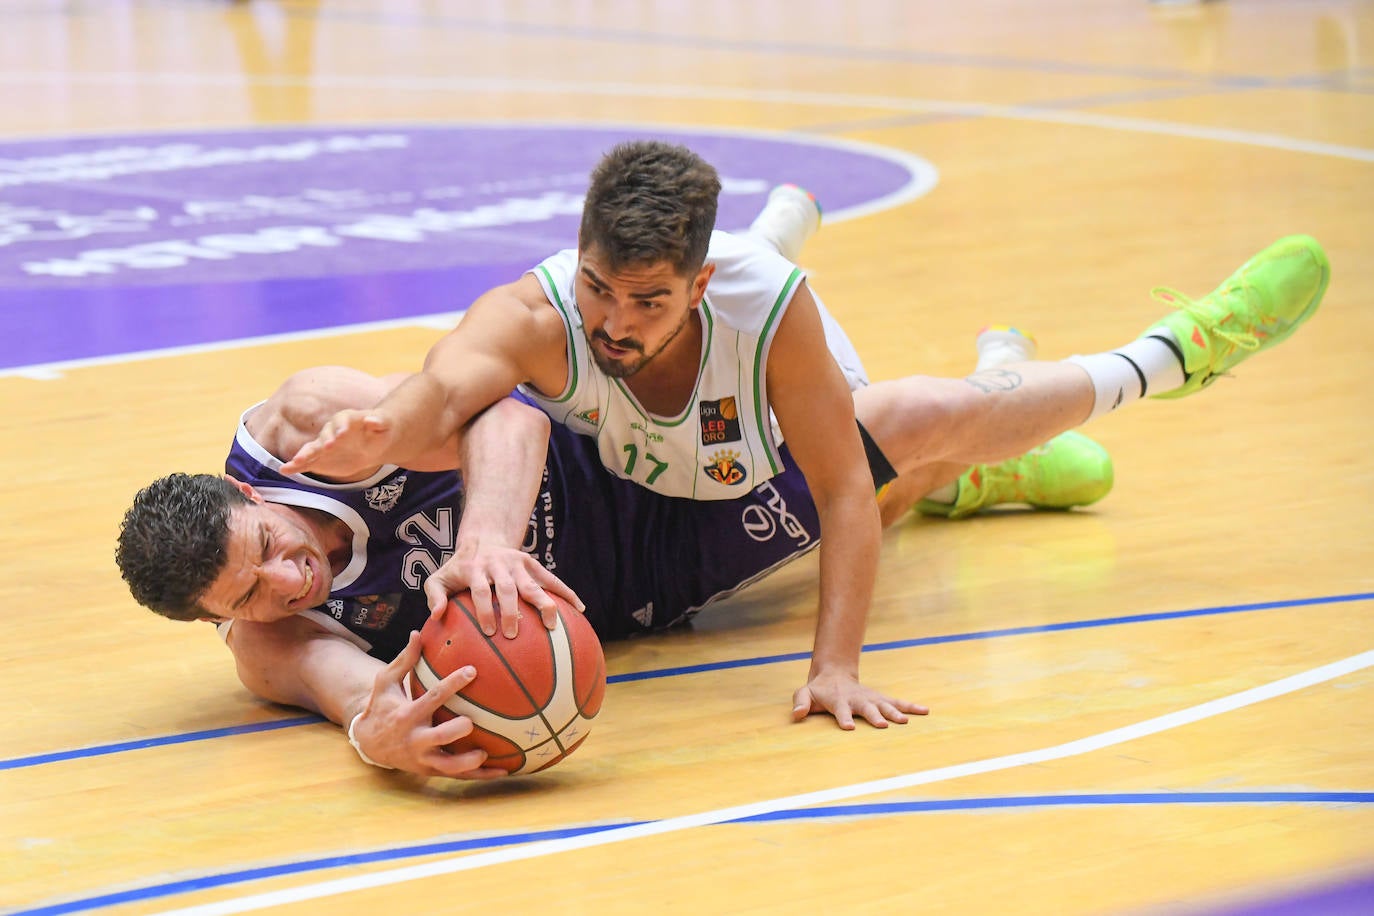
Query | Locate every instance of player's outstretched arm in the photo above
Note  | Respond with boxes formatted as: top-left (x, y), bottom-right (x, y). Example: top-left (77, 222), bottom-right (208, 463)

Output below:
top-left (281, 277), bottom-right (568, 478)
top-left (766, 283), bottom-right (930, 728)
top-left (226, 617), bottom-right (506, 779)
top-left (252, 366), bottom-right (472, 478)
top-left (427, 397), bottom-right (588, 637)
top-left (257, 366), bottom-right (582, 639)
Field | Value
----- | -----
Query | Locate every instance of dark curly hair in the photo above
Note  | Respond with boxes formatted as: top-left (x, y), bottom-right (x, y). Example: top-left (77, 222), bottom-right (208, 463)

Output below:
top-left (115, 473), bottom-right (249, 621)
top-left (579, 140), bottom-right (721, 277)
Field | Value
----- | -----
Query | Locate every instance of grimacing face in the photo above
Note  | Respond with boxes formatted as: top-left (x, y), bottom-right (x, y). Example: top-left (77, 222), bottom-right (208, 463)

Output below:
top-left (197, 498), bottom-right (336, 623)
top-left (574, 247), bottom-right (713, 379)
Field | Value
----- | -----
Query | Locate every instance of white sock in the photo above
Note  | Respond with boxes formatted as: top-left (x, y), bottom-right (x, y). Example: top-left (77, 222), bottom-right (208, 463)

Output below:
top-left (926, 327), bottom-right (1038, 506)
top-left (1066, 332), bottom-right (1187, 420)
top-left (746, 185), bottom-right (820, 262)
top-left (925, 482), bottom-right (959, 504)
top-left (975, 326), bottom-right (1037, 371)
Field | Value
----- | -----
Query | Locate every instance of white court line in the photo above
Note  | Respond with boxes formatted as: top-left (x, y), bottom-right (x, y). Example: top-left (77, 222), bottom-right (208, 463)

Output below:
top-left (0, 312), bottom-right (464, 381)
top-left (3, 72), bottom-right (1372, 163)
top-left (0, 117), bottom-right (937, 381)
top-left (3, 73), bottom-right (1366, 380)
top-left (153, 649), bottom-right (1374, 916)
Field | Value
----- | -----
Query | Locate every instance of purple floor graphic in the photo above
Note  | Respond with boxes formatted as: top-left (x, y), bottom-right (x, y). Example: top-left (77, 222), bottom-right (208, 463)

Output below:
top-left (1203, 870), bottom-right (1374, 916)
top-left (0, 124), bottom-right (935, 372)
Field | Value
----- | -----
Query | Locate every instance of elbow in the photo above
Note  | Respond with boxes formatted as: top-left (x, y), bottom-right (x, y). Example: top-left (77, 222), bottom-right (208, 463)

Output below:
top-left (225, 623), bottom-right (314, 711)
top-left (231, 652), bottom-right (285, 706)
top-left (275, 369), bottom-right (348, 434)
top-left (811, 470), bottom-right (882, 524)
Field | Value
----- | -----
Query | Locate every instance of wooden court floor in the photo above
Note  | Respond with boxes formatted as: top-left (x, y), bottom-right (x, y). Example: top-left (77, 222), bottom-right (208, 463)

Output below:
top-left (2, 1), bottom-right (1372, 913)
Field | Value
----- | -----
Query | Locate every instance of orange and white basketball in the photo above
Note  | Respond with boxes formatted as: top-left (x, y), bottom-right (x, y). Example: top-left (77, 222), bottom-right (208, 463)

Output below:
top-left (410, 591), bottom-right (606, 775)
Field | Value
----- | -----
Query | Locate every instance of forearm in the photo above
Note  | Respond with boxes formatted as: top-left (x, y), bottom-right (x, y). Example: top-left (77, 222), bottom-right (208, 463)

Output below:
top-left (372, 372), bottom-right (464, 468)
top-left (227, 621), bottom-right (382, 727)
top-left (808, 487), bottom-right (883, 678)
top-left (297, 647), bottom-right (386, 728)
top-left (455, 399), bottom-right (551, 552)
top-left (228, 620), bottom-right (496, 778)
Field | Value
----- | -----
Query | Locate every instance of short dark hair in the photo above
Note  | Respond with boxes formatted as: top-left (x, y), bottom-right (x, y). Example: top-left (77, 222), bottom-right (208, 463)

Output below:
top-left (579, 140), bottom-right (722, 277)
top-left (115, 473), bottom-right (249, 621)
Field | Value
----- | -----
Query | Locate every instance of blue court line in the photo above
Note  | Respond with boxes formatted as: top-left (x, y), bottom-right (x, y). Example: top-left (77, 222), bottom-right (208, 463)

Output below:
top-left (10, 822), bottom-right (642, 916)
top-left (14, 792), bottom-right (1372, 916)
top-left (0, 716), bottom-right (323, 772)
top-left (734, 791), bottom-right (1374, 823)
top-left (610, 591), bottom-right (1374, 682)
top-left (4, 591), bottom-right (1369, 772)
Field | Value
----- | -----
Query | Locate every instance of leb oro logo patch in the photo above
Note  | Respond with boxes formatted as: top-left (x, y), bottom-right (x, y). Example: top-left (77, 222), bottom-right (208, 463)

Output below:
top-left (699, 396), bottom-right (742, 445)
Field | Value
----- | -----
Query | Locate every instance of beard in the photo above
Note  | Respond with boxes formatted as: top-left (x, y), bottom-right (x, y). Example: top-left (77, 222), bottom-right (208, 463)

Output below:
top-left (587, 307), bottom-right (695, 379)
top-left (588, 330), bottom-right (646, 378)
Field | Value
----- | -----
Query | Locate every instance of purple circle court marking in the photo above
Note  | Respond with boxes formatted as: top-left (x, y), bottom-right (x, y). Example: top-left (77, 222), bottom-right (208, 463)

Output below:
top-left (0, 124), bottom-right (936, 374)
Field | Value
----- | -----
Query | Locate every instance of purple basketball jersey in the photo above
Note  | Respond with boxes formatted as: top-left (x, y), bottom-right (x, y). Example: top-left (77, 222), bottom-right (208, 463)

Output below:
top-left (225, 394), bottom-right (822, 659)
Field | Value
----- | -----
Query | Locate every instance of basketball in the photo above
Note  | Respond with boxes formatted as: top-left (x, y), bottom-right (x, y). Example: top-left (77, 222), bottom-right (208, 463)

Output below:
top-left (409, 590), bottom-right (606, 775)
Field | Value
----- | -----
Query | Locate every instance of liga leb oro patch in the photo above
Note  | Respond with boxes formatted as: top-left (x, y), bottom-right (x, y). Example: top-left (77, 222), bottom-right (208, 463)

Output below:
top-left (699, 396), bottom-right (742, 445)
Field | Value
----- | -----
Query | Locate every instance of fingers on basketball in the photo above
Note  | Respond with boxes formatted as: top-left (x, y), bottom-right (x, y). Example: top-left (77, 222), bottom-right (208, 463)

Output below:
top-left (409, 589), bottom-right (606, 775)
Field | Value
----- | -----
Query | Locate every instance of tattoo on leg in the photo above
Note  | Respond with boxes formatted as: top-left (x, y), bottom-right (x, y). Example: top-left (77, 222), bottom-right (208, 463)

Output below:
top-left (964, 369), bottom-right (1024, 393)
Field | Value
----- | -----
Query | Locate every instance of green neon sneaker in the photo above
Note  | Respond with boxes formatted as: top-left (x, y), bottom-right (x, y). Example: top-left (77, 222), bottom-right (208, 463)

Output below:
top-left (1144, 235), bottom-right (1330, 399)
top-left (918, 431), bottom-right (1114, 519)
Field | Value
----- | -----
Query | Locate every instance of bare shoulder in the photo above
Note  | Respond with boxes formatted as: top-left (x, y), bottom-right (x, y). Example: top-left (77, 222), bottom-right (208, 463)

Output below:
top-left (432, 273), bottom-right (570, 394)
top-left (246, 366), bottom-right (393, 460)
top-left (468, 273), bottom-right (567, 341)
top-left (766, 282), bottom-right (831, 381)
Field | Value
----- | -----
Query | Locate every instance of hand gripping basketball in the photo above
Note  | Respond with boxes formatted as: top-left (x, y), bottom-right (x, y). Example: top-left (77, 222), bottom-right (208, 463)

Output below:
top-left (349, 631), bottom-right (509, 779)
top-left (410, 590), bottom-right (607, 775)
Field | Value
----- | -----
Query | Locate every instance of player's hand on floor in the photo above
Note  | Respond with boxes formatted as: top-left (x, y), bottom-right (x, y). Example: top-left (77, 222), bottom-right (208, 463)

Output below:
top-left (424, 543), bottom-right (586, 638)
top-left (791, 669), bottom-right (929, 729)
top-left (350, 631), bottom-right (508, 779)
top-left (280, 407), bottom-right (397, 478)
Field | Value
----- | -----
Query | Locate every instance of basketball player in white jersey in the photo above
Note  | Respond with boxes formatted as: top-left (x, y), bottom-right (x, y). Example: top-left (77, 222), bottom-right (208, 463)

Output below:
top-left (281, 140), bottom-right (1329, 731)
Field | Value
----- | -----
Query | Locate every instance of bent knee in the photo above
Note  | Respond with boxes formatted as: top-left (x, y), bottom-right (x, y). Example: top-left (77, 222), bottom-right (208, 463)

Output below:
top-left (855, 376), bottom-right (978, 466)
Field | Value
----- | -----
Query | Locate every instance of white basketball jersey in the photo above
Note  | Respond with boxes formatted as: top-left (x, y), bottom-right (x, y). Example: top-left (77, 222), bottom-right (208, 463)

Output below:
top-left (520, 230), bottom-right (869, 501)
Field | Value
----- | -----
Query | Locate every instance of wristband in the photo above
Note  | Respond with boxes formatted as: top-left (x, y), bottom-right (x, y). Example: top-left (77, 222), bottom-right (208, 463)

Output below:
top-left (346, 712), bottom-right (395, 769)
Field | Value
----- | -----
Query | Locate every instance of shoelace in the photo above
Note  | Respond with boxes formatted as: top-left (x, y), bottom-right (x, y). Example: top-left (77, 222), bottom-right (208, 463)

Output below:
top-left (1150, 283), bottom-right (1264, 354)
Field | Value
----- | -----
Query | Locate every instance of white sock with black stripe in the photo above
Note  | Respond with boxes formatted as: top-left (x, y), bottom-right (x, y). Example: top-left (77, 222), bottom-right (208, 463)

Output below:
top-left (1066, 333), bottom-right (1188, 421)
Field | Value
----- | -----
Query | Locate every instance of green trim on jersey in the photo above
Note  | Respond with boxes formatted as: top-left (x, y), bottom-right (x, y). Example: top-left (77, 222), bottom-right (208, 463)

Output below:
top-left (752, 267), bottom-right (803, 476)
top-left (534, 264), bottom-right (578, 404)
top-left (610, 301), bottom-right (715, 429)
